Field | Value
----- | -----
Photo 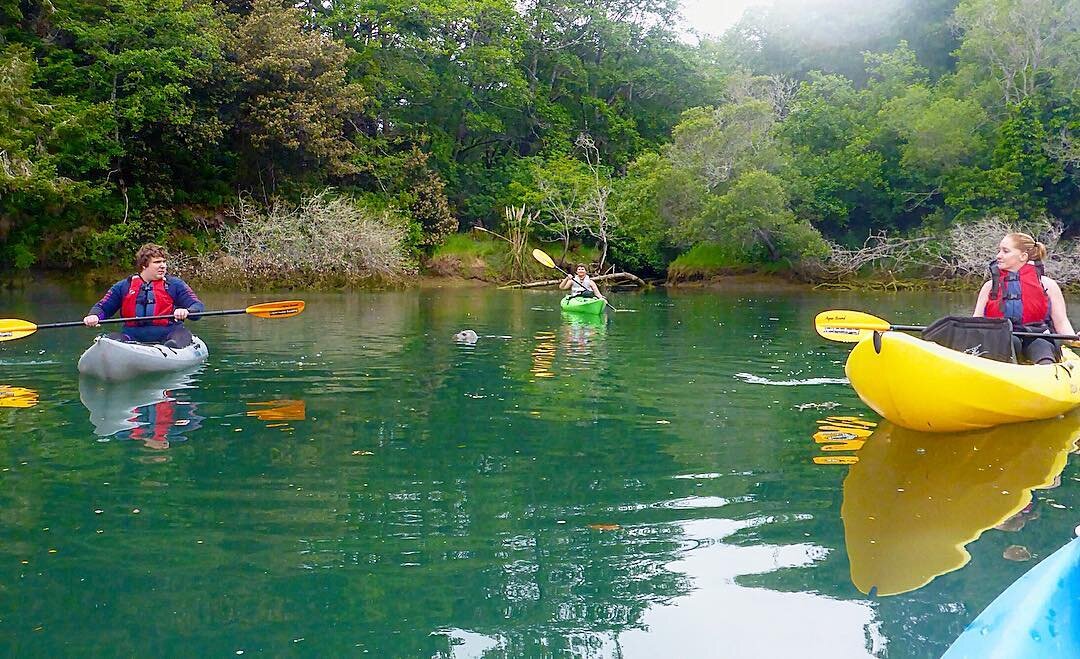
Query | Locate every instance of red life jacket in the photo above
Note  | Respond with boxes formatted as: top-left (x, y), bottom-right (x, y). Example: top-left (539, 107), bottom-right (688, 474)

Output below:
top-left (984, 262), bottom-right (1050, 326)
top-left (120, 276), bottom-right (175, 327)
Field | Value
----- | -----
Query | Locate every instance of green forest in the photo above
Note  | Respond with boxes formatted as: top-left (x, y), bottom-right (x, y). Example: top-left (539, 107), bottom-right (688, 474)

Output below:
top-left (1, 0), bottom-right (1078, 284)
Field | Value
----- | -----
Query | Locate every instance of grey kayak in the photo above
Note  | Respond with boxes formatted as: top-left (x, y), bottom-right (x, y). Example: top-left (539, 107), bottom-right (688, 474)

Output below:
top-left (77, 335), bottom-right (209, 381)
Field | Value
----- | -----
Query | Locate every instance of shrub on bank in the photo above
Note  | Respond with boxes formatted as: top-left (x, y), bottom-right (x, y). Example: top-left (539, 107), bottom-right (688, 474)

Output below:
top-left (667, 242), bottom-right (759, 282)
top-left (186, 190), bottom-right (414, 288)
top-left (426, 231), bottom-right (602, 282)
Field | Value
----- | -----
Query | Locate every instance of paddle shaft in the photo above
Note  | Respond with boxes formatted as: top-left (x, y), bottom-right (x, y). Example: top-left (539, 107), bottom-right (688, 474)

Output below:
top-left (885, 323), bottom-right (1080, 341)
top-left (47, 308), bottom-right (250, 330)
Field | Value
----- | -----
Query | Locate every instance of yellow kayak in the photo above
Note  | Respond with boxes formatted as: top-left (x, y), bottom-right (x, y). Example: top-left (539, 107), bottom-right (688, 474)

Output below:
top-left (842, 411), bottom-right (1080, 596)
top-left (845, 331), bottom-right (1080, 432)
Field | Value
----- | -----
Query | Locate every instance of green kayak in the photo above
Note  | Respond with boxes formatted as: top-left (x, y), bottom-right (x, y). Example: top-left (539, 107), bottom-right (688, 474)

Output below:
top-left (560, 295), bottom-right (605, 314)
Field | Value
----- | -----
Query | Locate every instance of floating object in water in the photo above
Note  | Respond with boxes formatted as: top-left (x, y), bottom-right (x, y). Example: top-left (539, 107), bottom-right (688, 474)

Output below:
top-left (454, 329), bottom-right (478, 343)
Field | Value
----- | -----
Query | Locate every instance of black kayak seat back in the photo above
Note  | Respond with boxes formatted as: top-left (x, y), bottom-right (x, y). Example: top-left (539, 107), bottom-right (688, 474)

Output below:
top-left (921, 316), bottom-right (1017, 363)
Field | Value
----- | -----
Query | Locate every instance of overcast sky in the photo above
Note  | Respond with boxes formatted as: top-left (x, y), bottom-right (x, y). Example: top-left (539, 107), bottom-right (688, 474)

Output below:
top-left (679, 0), bottom-right (773, 38)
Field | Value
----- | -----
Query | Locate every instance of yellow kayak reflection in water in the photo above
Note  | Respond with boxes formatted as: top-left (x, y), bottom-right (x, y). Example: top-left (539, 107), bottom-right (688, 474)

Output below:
top-left (841, 410), bottom-right (1080, 596)
top-left (0, 385), bottom-right (38, 408)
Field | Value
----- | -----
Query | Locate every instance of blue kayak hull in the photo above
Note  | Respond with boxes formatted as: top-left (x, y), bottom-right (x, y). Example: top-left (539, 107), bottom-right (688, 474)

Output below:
top-left (943, 536), bottom-right (1080, 658)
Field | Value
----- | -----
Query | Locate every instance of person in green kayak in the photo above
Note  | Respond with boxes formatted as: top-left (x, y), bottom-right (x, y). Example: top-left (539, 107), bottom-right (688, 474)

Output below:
top-left (82, 243), bottom-right (205, 347)
top-left (973, 232), bottom-right (1076, 364)
top-left (559, 264), bottom-right (606, 301)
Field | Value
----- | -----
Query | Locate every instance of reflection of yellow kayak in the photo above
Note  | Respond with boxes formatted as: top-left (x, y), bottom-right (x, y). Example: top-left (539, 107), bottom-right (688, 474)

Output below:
top-left (842, 411), bottom-right (1080, 596)
top-left (846, 331), bottom-right (1080, 432)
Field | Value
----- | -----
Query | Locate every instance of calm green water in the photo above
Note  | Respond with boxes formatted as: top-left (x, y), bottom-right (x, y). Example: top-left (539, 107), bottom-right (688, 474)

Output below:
top-left (1, 284), bottom-right (1079, 657)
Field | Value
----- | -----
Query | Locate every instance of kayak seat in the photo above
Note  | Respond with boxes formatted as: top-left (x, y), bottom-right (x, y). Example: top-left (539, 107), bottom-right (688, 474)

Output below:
top-left (921, 316), bottom-right (1017, 363)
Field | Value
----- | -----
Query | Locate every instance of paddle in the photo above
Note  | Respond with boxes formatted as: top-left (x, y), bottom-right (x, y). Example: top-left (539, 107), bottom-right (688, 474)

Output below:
top-left (530, 248), bottom-right (623, 313)
top-left (815, 309), bottom-right (1080, 343)
top-left (0, 300), bottom-right (306, 342)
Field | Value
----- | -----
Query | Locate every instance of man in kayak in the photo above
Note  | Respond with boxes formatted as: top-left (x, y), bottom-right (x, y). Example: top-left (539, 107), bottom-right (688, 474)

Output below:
top-left (82, 243), bottom-right (205, 347)
top-left (559, 264), bottom-right (606, 301)
top-left (973, 232), bottom-right (1076, 364)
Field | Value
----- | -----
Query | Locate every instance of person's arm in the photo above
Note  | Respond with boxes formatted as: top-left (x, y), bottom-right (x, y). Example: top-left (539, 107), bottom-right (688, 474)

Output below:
top-left (84, 280), bottom-right (127, 326)
top-left (558, 275), bottom-right (572, 290)
top-left (973, 280), bottom-right (992, 317)
top-left (590, 279), bottom-right (605, 299)
top-left (1044, 277), bottom-right (1076, 336)
top-left (168, 278), bottom-right (205, 320)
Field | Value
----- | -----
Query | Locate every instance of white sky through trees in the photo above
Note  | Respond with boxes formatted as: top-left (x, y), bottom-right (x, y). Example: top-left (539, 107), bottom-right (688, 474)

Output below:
top-left (679, 0), bottom-right (773, 37)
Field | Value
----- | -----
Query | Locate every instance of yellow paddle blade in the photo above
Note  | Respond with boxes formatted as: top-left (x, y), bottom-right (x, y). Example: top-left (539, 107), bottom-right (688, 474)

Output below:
top-left (0, 319), bottom-right (38, 342)
top-left (0, 385), bottom-right (38, 408)
top-left (245, 300), bottom-right (305, 319)
top-left (814, 310), bottom-right (890, 343)
top-left (531, 248), bottom-right (556, 269)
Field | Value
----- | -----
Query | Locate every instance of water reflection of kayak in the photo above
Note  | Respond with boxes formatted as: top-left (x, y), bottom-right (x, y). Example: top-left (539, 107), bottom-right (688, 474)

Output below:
top-left (841, 411), bottom-right (1080, 596)
top-left (77, 335), bottom-right (209, 381)
top-left (79, 370), bottom-right (201, 438)
top-left (561, 311), bottom-right (606, 329)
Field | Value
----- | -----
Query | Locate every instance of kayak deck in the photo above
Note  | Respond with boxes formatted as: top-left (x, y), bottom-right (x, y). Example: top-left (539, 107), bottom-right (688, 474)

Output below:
top-left (560, 295), bottom-right (605, 314)
top-left (77, 335), bottom-right (209, 381)
top-left (845, 331), bottom-right (1080, 432)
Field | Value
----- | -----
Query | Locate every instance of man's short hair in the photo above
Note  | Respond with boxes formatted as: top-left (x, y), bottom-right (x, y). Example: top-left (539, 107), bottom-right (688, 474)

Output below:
top-left (135, 243), bottom-right (169, 269)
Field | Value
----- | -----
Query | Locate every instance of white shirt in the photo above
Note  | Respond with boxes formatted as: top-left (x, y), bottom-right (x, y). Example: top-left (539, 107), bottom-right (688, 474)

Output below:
top-left (569, 275), bottom-right (593, 294)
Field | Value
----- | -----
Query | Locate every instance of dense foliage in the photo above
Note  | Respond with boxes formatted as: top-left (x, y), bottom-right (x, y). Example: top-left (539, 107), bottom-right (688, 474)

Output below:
top-left (2, 0), bottom-right (1079, 280)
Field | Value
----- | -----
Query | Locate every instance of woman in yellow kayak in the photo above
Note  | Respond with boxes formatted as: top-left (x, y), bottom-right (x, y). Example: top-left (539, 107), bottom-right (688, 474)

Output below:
top-left (973, 232), bottom-right (1076, 364)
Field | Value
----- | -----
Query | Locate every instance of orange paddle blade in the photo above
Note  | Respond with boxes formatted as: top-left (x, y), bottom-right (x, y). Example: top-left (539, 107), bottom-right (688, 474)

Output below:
top-left (0, 319), bottom-right (38, 342)
top-left (245, 300), bottom-right (305, 319)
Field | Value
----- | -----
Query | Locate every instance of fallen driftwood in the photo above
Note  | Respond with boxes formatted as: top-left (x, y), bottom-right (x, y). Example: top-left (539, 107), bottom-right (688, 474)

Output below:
top-left (502, 272), bottom-right (648, 289)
